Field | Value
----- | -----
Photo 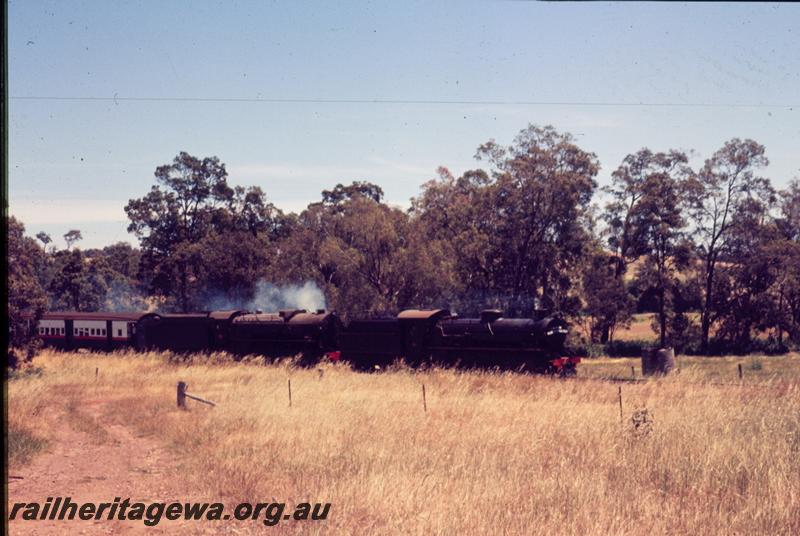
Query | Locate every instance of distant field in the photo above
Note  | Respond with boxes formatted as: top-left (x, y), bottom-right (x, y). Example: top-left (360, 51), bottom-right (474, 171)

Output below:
top-left (613, 313), bottom-right (659, 341)
top-left (582, 353), bottom-right (800, 383)
top-left (612, 312), bottom-right (779, 344)
top-left (7, 350), bottom-right (800, 535)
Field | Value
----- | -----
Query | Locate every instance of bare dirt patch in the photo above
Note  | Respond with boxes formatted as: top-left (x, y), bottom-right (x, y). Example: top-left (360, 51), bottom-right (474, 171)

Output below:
top-left (6, 399), bottom-right (232, 535)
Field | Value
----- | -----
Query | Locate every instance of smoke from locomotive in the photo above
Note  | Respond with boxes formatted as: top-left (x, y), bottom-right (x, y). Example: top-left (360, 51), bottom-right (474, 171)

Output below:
top-left (203, 281), bottom-right (327, 315)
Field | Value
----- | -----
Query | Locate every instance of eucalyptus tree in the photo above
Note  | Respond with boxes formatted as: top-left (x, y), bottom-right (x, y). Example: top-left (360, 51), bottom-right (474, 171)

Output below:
top-left (601, 148), bottom-right (690, 342)
top-left (414, 124), bottom-right (599, 316)
top-left (685, 139), bottom-right (772, 353)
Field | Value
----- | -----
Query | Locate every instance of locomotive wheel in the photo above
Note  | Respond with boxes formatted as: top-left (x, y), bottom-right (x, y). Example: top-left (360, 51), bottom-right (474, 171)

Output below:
top-left (559, 364), bottom-right (578, 378)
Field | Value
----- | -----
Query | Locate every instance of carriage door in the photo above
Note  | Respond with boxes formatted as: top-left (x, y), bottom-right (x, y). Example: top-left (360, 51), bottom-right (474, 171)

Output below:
top-left (65, 319), bottom-right (74, 350)
top-left (106, 320), bottom-right (113, 351)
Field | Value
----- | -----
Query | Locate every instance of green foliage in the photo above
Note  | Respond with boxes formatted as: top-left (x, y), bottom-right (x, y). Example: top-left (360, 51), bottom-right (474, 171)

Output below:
top-left (413, 124), bottom-right (599, 316)
top-left (7, 217), bottom-right (47, 368)
top-left (600, 149), bottom-right (692, 346)
top-left (686, 139), bottom-right (772, 353)
top-left (47, 249), bottom-right (107, 311)
top-left (273, 185), bottom-right (456, 319)
top-left (565, 339), bottom-right (654, 358)
top-left (125, 152), bottom-right (286, 311)
top-left (63, 229), bottom-right (83, 249)
top-left (579, 250), bottom-right (636, 343)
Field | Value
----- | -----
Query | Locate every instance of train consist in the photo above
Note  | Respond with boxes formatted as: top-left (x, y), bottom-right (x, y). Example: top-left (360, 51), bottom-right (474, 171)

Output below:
top-left (31, 307), bottom-right (578, 374)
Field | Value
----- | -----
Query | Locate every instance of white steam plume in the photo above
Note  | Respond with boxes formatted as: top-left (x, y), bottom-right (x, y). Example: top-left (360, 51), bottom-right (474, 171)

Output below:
top-left (205, 281), bottom-right (327, 313)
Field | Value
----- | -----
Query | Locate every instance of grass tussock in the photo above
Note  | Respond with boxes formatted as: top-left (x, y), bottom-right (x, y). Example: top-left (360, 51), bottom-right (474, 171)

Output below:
top-left (7, 424), bottom-right (48, 467)
top-left (7, 349), bottom-right (800, 535)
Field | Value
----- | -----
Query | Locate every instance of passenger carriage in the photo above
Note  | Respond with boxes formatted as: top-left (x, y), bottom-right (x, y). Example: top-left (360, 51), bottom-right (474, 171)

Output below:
top-left (33, 311), bottom-right (150, 351)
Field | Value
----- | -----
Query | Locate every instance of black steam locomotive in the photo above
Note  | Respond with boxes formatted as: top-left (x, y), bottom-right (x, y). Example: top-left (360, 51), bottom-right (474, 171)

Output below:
top-left (30, 307), bottom-right (577, 374)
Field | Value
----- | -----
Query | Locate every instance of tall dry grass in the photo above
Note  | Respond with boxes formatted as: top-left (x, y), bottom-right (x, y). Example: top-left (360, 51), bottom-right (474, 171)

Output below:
top-left (7, 350), bottom-right (800, 535)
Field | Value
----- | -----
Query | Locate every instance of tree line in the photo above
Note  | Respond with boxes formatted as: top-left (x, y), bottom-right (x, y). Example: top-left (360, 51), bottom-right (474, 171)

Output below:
top-left (8, 124), bottom-right (800, 357)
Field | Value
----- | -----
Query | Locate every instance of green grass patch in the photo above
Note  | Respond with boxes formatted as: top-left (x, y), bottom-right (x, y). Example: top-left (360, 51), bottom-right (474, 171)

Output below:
top-left (8, 424), bottom-right (48, 467)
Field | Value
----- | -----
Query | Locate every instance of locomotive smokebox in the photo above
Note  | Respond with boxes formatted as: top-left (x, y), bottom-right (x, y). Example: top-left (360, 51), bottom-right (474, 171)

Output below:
top-left (480, 309), bottom-right (503, 323)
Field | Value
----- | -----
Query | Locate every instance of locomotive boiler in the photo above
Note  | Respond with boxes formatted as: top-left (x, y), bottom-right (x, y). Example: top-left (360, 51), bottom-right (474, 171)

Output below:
top-left (338, 308), bottom-right (577, 374)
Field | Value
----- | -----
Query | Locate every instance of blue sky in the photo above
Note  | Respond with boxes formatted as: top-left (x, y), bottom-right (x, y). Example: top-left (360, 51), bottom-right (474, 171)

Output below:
top-left (8, 1), bottom-right (799, 248)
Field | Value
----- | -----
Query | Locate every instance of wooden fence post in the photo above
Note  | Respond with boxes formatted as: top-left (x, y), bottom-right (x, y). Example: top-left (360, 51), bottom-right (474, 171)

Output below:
top-left (738, 363), bottom-right (743, 381)
top-left (422, 383), bottom-right (427, 413)
top-left (631, 366), bottom-right (635, 379)
top-left (618, 386), bottom-right (623, 423)
top-left (177, 381), bottom-right (187, 409)
top-left (288, 379), bottom-right (292, 408)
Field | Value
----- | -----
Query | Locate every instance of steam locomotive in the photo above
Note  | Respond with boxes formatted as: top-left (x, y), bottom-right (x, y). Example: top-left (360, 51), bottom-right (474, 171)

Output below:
top-left (30, 308), bottom-right (578, 374)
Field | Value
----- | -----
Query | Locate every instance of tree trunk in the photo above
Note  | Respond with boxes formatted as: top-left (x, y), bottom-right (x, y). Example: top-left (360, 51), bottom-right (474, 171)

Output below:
top-left (700, 260), bottom-right (715, 355)
top-left (778, 286), bottom-right (784, 345)
top-left (602, 256), bottom-right (626, 344)
top-left (659, 286), bottom-right (667, 349)
top-left (180, 269), bottom-right (189, 313)
top-left (600, 326), bottom-right (610, 344)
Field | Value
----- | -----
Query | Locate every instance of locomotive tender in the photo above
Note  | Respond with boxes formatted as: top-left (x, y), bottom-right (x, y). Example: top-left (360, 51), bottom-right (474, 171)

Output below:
top-left (30, 307), bottom-right (577, 374)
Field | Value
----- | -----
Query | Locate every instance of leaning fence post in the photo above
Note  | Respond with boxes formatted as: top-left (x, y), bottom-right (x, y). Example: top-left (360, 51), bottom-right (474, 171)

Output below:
top-left (618, 386), bottom-right (623, 423)
top-left (288, 379), bottom-right (292, 408)
top-left (177, 381), bottom-right (187, 409)
top-left (422, 383), bottom-right (427, 413)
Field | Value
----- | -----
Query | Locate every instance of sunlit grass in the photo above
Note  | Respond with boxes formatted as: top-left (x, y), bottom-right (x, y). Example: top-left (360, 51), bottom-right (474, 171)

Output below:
top-left (7, 350), bottom-right (800, 535)
top-left (581, 353), bottom-right (800, 383)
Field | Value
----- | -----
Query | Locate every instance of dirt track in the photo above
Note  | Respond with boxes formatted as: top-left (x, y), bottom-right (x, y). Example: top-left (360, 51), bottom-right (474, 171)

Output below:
top-left (6, 400), bottom-right (242, 535)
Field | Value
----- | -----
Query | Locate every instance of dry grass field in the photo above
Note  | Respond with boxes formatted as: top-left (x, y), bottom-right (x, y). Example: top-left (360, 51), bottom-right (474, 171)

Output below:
top-left (613, 313), bottom-right (659, 342)
top-left (7, 350), bottom-right (800, 535)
